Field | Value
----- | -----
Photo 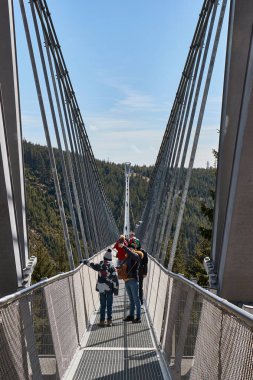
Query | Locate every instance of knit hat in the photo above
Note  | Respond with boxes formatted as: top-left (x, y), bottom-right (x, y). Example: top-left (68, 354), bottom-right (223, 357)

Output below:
top-left (104, 248), bottom-right (112, 261)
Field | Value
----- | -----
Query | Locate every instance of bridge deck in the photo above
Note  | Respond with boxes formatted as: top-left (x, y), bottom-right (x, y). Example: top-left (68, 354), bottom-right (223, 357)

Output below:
top-left (65, 282), bottom-right (169, 380)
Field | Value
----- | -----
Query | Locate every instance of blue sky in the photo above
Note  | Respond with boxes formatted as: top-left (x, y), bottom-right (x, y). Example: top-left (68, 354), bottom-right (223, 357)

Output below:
top-left (14, 1), bottom-right (229, 167)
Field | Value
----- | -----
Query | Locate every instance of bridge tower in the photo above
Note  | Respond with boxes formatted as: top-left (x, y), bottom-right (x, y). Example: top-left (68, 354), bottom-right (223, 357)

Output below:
top-left (211, 0), bottom-right (253, 304)
top-left (123, 162), bottom-right (131, 238)
top-left (0, 0), bottom-right (29, 296)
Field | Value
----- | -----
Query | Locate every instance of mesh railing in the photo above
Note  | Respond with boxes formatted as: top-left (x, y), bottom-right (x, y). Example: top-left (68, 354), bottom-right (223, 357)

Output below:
top-left (0, 250), bottom-right (104, 380)
top-left (0, 251), bottom-right (252, 379)
top-left (144, 255), bottom-right (253, 380)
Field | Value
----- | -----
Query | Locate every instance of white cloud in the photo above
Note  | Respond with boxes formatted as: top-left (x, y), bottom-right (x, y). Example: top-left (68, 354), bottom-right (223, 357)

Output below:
top-left (117, 92), bottom-right (154, 110)
top-left (97, 74), bottom-right (170, 113)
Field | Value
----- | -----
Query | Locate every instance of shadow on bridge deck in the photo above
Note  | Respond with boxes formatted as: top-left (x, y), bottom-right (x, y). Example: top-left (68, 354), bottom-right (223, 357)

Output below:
top-left (64, 282), bottom-right (170, 380)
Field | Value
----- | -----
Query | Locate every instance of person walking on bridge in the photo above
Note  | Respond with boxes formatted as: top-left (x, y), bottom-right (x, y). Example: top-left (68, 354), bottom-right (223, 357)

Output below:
top-left (128, 232), bottom-right (141, 250)
top-left (82, 248), bottom-right (119, 327)
top-left (118, 244), bottom-right (143, 323)
top-left (128, 233), bottom-right (148, 306)
top-left (113, 234), bottom-right (128, 266)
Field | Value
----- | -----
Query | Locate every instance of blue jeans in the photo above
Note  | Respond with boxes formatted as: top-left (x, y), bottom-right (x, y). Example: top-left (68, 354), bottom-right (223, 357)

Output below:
top-left (125, 279), bottom-right (141, 319)
top-left (99, 291), bottom-right (113, 321)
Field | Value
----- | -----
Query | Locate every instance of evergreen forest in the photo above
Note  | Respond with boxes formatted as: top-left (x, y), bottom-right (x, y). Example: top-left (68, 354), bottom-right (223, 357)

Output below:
top-left (23, 141), bottom-right (216, 285)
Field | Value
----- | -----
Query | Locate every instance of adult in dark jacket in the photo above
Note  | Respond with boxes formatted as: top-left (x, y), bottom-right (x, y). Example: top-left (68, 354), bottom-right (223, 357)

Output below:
top-left (119, 244), bottom-right (143, 323)
top-left (128, 235), bottom-right (147, 305)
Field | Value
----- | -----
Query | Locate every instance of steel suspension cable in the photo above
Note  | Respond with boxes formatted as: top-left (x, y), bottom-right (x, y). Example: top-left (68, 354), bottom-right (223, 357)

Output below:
top-left (167, 0), bottom-right (227, 270)
top-left (144, 0), bottom-right (214, 196)
top-left (36, 0), bottom-right (118, 240)
top-left (140, 0), bottom-right (220, 263)
top-left (19, 0), bottom-right (75, 269)
top-left (44, 28), bottom-right (89, 259)
top-left (21, 0), bottom-right (118, 267)
top-left (140, 1), bottom-right (214, 244)
top-left (30, 1), bottom-right (84, 261)
top-left (159, 0), bottom-right (220, 265)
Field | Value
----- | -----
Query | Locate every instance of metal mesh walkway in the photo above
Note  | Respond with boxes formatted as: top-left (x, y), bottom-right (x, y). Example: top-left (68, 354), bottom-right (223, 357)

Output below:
top-left (66, 282), bottom-right (168, 380)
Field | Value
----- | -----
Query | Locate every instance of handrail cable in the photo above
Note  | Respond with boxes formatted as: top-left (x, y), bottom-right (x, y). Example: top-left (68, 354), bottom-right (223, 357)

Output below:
top-left (0, 253), bottom-right (252, 328)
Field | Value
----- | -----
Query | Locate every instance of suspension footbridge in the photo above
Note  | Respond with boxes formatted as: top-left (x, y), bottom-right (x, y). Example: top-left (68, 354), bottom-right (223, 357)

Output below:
top-left (0, 0), bottom-right (253, 379)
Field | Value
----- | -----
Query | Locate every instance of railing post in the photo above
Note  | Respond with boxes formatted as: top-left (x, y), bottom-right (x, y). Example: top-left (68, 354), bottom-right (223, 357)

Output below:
top-left (19, 297), bottom-right (42, 379)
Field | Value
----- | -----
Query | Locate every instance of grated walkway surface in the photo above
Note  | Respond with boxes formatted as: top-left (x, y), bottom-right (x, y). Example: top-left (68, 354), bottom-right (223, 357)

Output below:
top-left (68, 282), bottom-right (167, 380)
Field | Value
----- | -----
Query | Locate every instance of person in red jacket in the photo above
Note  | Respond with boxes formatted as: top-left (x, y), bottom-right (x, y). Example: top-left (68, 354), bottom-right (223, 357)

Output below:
top-left (113, 235), bottom-right (128, 265)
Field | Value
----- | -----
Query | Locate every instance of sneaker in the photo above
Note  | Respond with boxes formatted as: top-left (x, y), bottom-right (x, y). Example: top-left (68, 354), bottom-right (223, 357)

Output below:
top-left (107, 320), bottom-right (112, 327)
top-left (99, 320), bottom-right (105, 327)
top-left (132, 318), bottom-right (141, 324)
top-left (123, 315), bottom-right (134, 322)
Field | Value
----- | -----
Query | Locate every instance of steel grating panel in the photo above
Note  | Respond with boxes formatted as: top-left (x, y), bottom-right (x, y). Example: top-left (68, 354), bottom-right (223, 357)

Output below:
top-left (73, 350), bottom-right (164, 379)
top-left (126, 310), bottom-right (154, 348)
top-left (85, 282), bottom-right (126, 348)
top-left (85, 311), bottom-right (125, 348)
top-left (73, 350), bottom-right (124, 379)
top-left (70, 277), bottom-right (167, 379)
top-left (127, 350), bottom-right (164, 379)
top-left (85, 281), bottom-right (154, 349)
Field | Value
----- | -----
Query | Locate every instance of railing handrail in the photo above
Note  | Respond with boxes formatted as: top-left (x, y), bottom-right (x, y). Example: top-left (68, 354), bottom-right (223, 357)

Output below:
top-left (149, 254), bottom-right (253, 327)
top-left (0, 247), bottom-right (106, 308)
top-left (1, 249), bottom-right (252, 328)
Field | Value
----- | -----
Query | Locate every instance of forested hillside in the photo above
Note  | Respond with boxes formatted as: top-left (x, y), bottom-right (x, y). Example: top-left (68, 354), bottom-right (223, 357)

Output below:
top-left (23, 141), bottom-right (216, 283)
